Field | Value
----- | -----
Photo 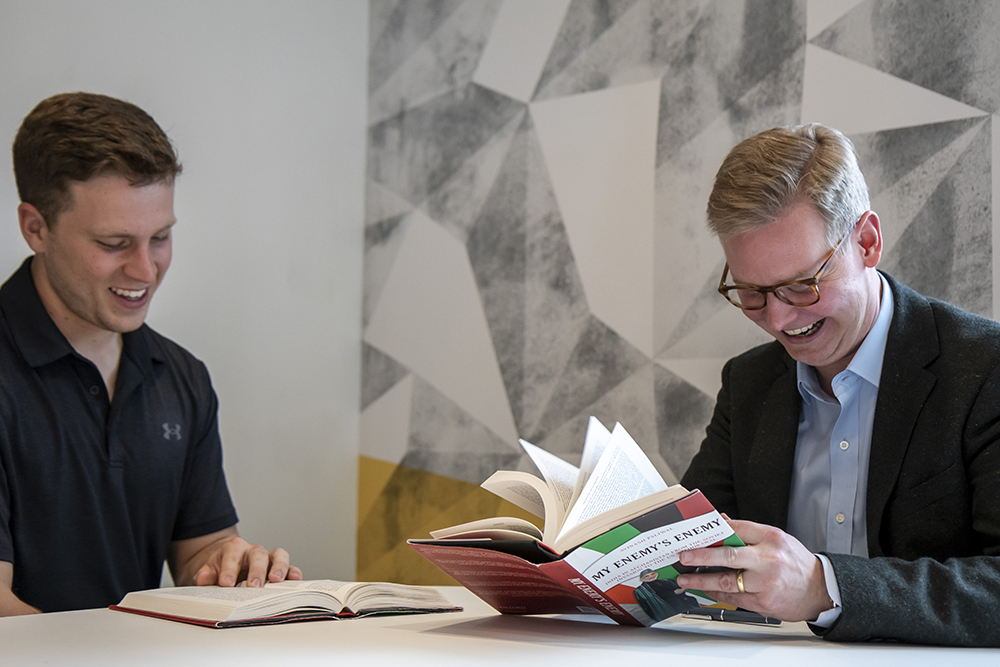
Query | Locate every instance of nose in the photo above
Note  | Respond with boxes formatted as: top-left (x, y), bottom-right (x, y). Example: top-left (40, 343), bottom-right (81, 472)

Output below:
top-left (124, 244), bottom-right (157, 283)
top-left (760, 294), bottom-right (798, 332)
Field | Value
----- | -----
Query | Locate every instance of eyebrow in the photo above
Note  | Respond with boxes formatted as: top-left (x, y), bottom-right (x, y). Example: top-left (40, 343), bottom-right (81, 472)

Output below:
top-left (93, 221), bottom-right (177, 238)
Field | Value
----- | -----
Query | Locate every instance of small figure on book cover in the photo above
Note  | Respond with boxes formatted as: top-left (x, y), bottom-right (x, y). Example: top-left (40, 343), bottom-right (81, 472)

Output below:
top-left (633, 569), bottom-right (700, 623)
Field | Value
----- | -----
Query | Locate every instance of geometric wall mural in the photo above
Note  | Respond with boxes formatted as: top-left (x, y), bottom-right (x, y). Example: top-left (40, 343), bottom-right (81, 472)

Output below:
top-left (360, 0), bottom-right (997, 583)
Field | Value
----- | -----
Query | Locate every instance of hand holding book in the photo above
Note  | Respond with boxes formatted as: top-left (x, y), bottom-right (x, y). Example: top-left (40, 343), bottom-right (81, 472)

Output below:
top-left (409, 418), bottom-right (774, 628)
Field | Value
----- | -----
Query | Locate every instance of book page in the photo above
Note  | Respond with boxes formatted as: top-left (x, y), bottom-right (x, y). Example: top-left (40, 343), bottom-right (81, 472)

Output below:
top-left (519, 439), bottom-right (578, 513)
top-left (340, 582), bottom-right (456, 612)
top-left (556, 423), bottom-right (667, 542)
top-left (480, 470), bottom-right (561, 544)
top-left (430, 517), bottom-right (543, 541)
top-left (568, 417), bottom-right (612, 510)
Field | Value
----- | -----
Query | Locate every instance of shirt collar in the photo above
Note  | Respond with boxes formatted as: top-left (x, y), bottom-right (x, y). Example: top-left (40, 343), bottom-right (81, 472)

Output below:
top-left (0, 256), bottom-right (163, 375)
top-left (0, 257), bottom-right (75, 368)
top-left (797, 271), bottom-right (894, 399)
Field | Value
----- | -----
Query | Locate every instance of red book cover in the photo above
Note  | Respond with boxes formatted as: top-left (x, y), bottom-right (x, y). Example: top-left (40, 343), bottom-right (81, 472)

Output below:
top-left (407, 543), bottom-right (603, 616)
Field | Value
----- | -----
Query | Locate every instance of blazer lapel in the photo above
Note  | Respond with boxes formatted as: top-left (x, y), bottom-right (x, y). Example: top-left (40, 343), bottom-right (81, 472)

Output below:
top-left (866, 275), bottom-right (939, 555)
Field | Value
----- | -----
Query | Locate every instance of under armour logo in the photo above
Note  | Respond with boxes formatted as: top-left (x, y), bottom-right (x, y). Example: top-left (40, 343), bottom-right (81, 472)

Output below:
top-left (162, 423), bottom-right (182, 441)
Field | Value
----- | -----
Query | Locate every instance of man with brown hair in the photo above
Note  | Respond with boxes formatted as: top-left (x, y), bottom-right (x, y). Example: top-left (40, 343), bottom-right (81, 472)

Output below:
top-left (676, 124), bottom-right (1000, 646)
top-left (0, 92), bottom-right (301, 615)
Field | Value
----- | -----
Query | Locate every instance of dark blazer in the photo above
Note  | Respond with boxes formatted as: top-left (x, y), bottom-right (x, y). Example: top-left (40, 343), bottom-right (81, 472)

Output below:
top-left (682, 273), bottom-right (1000, 646)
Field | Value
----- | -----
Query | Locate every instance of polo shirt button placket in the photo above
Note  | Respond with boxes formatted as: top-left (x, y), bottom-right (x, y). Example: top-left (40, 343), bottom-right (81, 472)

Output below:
top-left (89, 385), bottom-right (100, 396)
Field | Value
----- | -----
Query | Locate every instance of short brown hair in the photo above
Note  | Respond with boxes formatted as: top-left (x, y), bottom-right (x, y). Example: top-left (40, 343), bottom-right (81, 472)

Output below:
top-left (12, 92), bottom-right (182, 225)
top-left (706, 123), bottom-right (869, 245)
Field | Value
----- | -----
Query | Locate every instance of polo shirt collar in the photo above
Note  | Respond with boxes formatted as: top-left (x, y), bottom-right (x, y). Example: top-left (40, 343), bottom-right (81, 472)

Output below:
top-left (0, 256), bottom-right (164, 375)
top-left (0, 257), bottom-right (74, 368)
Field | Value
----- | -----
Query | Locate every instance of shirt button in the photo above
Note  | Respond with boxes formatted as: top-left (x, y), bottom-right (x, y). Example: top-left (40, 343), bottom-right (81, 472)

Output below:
top-left (89, 385), bottom-right (100, 396)
top-left (836, 513), bottom-right (846, 524)
top-left (839, 440), bottom-right (850, 450)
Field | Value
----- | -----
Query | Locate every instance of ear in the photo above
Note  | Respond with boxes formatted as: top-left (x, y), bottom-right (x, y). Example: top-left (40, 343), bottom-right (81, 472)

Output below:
top-left (18, 202), bottom-right (49, 254)
top-left (857, 210), bottom-right (882, 268)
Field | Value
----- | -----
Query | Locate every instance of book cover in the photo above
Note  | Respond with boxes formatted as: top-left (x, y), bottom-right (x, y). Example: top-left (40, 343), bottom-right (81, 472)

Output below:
top-left (410, 489), bottom-right (742, 626)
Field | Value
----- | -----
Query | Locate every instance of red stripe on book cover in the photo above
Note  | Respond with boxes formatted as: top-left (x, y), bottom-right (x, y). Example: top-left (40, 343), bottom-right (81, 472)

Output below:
top-left (674, 489), bottom-right (714, 520)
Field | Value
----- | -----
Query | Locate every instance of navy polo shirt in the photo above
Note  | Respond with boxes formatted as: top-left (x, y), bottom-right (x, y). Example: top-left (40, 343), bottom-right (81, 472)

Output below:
top-left (0, 258), bottom-right (238, 612)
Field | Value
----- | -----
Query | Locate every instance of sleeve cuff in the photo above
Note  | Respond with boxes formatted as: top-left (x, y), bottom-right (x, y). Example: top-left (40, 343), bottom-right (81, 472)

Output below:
top-left (808, 553), bottom-right (842, 628)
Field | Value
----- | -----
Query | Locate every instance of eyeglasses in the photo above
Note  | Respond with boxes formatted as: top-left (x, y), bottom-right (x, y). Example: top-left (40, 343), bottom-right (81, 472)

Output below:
top-left (717, 229), bottom-right (852, 311)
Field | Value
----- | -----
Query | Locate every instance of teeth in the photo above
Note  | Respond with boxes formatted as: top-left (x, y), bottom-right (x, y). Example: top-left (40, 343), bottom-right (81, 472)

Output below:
top-left (111, 287), bottom-right (147, 299)
top-left (785, 321), bottom-right (820, 337)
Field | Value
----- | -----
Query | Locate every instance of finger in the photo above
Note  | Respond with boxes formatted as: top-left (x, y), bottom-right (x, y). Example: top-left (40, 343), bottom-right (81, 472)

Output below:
top-left (266, 548), bottom-right (291, 583)
top-left (676, 566), bottom-right (746, 593)
top-left (194, 563), bottom-right (219, 586)
top-left (677, 543), bottom-right (744, 570)
top-left (243, 544), bottom-right (272, 588)
top-left (217, 537), bottom-right (250, 587)
top-left (724, 519), bottom-right (772, 545)
top-left (287, 565), bottom-right (304, 581)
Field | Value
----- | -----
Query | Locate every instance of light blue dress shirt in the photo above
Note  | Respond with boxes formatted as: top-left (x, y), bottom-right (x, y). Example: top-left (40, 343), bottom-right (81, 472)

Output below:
top-left (787, 273), bottom-right (893, 627)
top-left (787, 272), bottom-right (893, 557)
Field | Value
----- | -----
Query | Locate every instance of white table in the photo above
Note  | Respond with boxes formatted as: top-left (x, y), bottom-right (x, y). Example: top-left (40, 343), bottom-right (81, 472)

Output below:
top-left (1, 587), bottom-right (996, 666)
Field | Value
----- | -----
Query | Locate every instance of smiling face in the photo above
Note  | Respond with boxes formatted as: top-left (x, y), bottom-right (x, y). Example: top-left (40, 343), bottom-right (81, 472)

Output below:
top-left (23, 175), bottom-right (175, 346)
top-left (720, 200), bottom-right (883, 388)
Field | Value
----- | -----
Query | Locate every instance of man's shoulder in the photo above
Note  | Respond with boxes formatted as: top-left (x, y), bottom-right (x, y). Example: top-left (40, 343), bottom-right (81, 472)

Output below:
top-left (887, 274), bottom-right (1000, 352)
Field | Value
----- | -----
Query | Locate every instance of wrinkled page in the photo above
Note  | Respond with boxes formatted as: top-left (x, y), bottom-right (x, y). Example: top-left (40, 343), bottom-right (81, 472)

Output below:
top-left (569, 416), bottom-right (613, 510)
top-left (520, 439), bottom-right (579, 514)
top-left (557, 423), bottom-right (667, 541)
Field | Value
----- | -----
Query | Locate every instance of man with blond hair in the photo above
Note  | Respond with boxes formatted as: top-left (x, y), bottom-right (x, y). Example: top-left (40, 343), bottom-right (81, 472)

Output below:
top-left (0, 92), bottom-right (300, 615)
top-left (677, 123), bottom-right (1000, 646)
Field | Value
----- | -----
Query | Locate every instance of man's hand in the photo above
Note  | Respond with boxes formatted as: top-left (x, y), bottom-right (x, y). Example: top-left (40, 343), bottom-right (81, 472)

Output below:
top-left (674, 518), bottom-right (832, 622)
top-left (169, 527), bottom-right (303, 588)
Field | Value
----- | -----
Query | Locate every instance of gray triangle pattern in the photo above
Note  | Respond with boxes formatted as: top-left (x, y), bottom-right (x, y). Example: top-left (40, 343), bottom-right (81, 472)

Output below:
top-left (404, 376), bottom-right (522, 485)
top-left (532, 0), bottom-right (706, 102)
top-left (879, 120), bottom-right (992, 316)
top-left (466, 113), bottom-right (590, 435)
top-left (655, 364), bottom-right (716, 481)
top-left (532, 0), bottom-right (643, 99)
top-left (812, 0), bottom-right (1000, 113)
top-left (368, 0), bottom-right (465, 94)
top-left (851, 117), bottom-right (990, 199)
top-left (529, 315), bottom-right (650, 444)
top-left (363, 0), bottom-right (998, 495)
top-left (368, 84), bottom-right (524, 205)
top-left (656, 0), bottom-right (805, 164)
top-left (361, 342), bottom-right (409, 411)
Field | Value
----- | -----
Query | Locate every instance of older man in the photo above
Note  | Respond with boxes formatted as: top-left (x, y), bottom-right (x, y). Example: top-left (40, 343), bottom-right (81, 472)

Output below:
top-left (0, 92), bottom-right (301, 615)
top-left (677, 123), bottom-right (1000, 646)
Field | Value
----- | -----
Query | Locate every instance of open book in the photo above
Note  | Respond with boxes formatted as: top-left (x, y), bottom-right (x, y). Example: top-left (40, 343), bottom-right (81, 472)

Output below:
top-left (427, 418), bottom-right (687, 554)
top-left (409, 418), bottom-right (762, 627)
top-left (111, 580), bottom-right (461, 628)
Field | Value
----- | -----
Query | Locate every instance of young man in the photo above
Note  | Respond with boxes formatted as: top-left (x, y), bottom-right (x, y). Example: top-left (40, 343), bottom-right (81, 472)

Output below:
top-left (0, 92), bottom-right (301, 615)
top-left (676, 124), bottom-right (1000, 646)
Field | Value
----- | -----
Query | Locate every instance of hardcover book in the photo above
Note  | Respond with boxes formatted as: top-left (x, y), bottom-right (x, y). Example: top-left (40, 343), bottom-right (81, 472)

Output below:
top-left (111, 579), bottom-right (461, 628)
top-left (409, 418), bottom-right (746, 627)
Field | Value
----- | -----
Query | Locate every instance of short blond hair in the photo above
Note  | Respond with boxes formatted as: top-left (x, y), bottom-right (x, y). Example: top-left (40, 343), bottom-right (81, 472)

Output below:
top-left (706, 123), bottom-right (870, 245)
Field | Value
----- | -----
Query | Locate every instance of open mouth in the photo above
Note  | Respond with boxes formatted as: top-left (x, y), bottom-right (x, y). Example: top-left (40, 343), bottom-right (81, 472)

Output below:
top-left (784, 319), bottom-right (823, 337)
top-left (110, 287), bottom-right (148, 301)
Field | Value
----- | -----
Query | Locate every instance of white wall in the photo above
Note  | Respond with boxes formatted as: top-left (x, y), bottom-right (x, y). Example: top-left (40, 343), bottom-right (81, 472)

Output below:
top-left (0, 0), bottom-right (367, 580)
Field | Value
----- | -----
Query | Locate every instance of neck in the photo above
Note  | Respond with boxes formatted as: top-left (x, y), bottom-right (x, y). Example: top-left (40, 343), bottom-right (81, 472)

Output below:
top-left (815, 271), bottom-right (884, 397)
top-left (30, 257), bottom-right (123, 399)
